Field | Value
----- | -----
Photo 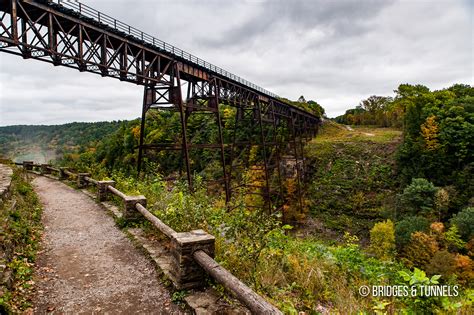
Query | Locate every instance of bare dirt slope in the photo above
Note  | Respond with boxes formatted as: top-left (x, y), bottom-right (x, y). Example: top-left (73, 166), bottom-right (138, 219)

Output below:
top-left (31, 176), bottom-right (183, 314)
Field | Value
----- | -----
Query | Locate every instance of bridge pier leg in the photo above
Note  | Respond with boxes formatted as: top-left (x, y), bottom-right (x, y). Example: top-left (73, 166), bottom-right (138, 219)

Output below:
top-left (137, 85), bottom-right (149, 175)
top-left (174, 68), bottom-right (193, 190)
top-left (210, 80), bottom-right (230, 203)
top-left (289, 114), bottom-right (305, 215)
top-left (11, 0), bottom-right (18, 43)
top-left (256, 99), bottom-right (272, 213)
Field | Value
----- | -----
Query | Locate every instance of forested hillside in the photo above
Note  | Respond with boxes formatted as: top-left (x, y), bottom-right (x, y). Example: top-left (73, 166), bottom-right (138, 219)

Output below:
top-left (335, 83), bottom-right (473, 217)
top-left (0, 121), bottom-right (125, 163)
top-left (304, 122), bottom-right (402, 240)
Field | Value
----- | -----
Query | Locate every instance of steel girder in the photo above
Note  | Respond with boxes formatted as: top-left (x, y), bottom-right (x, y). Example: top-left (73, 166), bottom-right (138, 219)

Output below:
top-left (0, 0), bottom-right (321, 212)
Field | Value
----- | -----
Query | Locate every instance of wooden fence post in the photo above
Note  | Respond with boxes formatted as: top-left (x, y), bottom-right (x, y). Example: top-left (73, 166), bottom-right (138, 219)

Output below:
top-left (170, 229), bottom-right (215, 289)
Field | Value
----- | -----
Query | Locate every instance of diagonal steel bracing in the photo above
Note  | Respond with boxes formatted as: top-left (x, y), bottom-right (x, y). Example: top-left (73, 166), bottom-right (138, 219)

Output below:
top-left (0, 0), bottom-right (321, 213)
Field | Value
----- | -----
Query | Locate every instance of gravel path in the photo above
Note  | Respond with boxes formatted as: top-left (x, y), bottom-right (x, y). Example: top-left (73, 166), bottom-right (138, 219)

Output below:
top-left (31, 176), bottom-right (182, 314)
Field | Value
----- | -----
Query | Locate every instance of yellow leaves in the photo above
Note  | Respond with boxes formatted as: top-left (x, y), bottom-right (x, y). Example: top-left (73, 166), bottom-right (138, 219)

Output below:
top-left (68, 153), bottom-right (80, 161)
top-left (369, 220), bottom-right (396, 261)
top-left (285, 178), bottom-right (297, 195)
top-left (242, 166), bottom-right (265, 208)
top-left (131, 125), bottom-right (141, 140)
top-left (420, 115), bottom-right (440, 151)
top-left (248, 145), bottom-right (259, 164)
top-left (223, 108), bottom-right (234, 120)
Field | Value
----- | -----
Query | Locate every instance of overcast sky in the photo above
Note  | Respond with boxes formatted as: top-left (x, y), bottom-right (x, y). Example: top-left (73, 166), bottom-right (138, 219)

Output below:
top-left (0, 0), bottom-right (472, 126)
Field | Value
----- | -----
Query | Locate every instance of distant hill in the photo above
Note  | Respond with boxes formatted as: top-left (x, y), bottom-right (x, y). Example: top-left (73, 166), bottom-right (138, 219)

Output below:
top-left (0, 121), bottom-right (126, 163)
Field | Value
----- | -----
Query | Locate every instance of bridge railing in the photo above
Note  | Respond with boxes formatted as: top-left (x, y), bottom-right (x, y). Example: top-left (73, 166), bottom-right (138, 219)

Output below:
top-left (17, 161), bottom-right (281, 314)
top-left (47, 0), bottom-right (279, 99)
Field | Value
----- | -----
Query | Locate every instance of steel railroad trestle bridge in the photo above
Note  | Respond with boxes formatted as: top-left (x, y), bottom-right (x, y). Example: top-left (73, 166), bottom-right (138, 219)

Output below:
top-left (0, 0), bottom-right (321, 212)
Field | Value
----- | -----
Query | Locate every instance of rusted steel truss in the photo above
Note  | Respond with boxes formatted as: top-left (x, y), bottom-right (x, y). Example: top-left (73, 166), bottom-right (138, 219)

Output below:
top-left (0, 0), bottom-right (320, 212)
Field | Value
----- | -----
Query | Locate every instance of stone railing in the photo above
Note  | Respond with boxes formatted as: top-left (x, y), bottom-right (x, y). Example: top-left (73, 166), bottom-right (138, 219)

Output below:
top-left (17, 161), bottom-right (281, 314)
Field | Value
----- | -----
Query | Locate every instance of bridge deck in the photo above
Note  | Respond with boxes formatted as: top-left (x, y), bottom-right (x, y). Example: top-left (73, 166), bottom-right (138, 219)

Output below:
top-left (0, 0), bottom-right (320, 211)
top-left (0, 0), bottom-right (318, 121)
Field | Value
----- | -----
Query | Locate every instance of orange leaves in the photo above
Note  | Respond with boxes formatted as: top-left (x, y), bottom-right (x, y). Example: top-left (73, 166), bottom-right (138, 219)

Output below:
top-left (403, 231), bottom-right (439, 268)
top-left (453, 254), bottom-right (474, 284)
top-left (430, 222), bottom-right (445, 234)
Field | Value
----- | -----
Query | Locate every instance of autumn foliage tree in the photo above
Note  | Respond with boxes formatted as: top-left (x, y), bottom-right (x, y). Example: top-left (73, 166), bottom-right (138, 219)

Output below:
top-left (402, 231), bottom-right (439, 268)
top-left (369, 220), bottom-right (396, 261)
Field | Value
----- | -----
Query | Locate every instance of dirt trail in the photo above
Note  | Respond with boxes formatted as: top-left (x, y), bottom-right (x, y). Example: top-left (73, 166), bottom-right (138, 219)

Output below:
top-left (31, 176), bottom-right (182, 314)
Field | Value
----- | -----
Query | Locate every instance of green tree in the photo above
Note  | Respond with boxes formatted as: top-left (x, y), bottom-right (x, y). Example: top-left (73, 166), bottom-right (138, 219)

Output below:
top-left (400, 178), bottom-right (438, 216)
top-left (449, 207), bottom-right (474, 241)
top-left (444, 225), bottom-right (466, 251)
top-left (395, 216), bottom-right (429, 247)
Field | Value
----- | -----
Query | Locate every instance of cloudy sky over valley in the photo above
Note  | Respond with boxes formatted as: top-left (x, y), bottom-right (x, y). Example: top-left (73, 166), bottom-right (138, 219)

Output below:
top-left (0, 0), bottom-right (472, 125)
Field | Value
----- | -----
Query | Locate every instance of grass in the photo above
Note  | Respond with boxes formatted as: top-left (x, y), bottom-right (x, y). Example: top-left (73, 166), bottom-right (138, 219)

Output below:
top-left (314, 121), bottom-right (402, 143)
top-left (0, 166), bottom-right (43, 314)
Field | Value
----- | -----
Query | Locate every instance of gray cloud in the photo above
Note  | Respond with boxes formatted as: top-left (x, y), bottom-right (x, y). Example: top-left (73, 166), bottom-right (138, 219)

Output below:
top-left (200, 0), bottom-right (395, 48)
top-left (0, 0), bottom-right (472, 126)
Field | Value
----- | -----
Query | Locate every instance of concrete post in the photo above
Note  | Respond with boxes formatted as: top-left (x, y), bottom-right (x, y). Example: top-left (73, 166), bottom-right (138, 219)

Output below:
top-left (59, 167), bottom-right (69, 180)
top-left (23, 161), bottom-right (33, 171)
top-left (77, 173), bottom-right (90, 188)
top-left (97, 180), bottom-right (115, 202)
top-left (123, 195), bottom-right (146, 221)
top-left (170, 229), bottom-right (215, 289)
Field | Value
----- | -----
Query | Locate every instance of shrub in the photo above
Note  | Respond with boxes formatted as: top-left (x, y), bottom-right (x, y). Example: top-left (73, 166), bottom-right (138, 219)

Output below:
top-left (444, 225), bottom-right (466, 251)
top-left (400, 178), bottom-right (438, 216)
top-left (430, 222), bottom-right (445, 240)
top-left (453, 254), bottom-right (474, 285)
top-left (402, 232), bottom-right (439, 268)
top-left (369, 220), bottom-right (396, 261)
top-left (449, 207), bottom-right (474, 241)
top-left (395, 216), bottom-right (429, 247)
top-left (425, 250), bottom-right (456, 279)
top-left (466, 238), bottom-right (474, 257)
